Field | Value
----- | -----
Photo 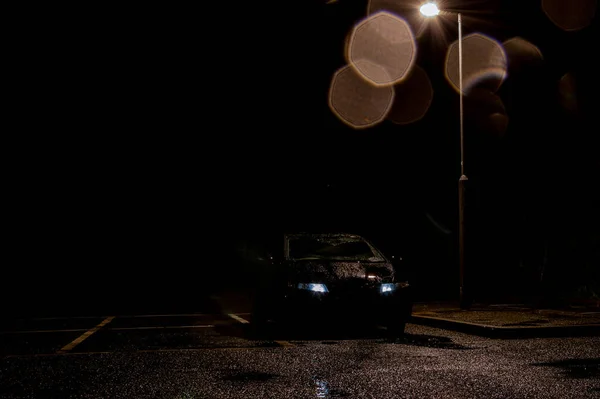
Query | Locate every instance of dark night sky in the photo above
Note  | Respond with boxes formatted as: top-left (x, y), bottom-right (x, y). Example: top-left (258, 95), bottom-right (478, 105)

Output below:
top-left (210, 0), bottom-right (599, 241)
top-left (8, 2), bottom-right (598, 302)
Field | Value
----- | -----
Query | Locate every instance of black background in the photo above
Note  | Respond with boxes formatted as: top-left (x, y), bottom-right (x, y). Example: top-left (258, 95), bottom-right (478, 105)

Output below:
top-left (6, 1), bottom-right (599, 311)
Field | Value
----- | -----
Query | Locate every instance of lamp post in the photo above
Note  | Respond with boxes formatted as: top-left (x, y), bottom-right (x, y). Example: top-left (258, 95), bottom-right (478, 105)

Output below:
top-left (420, 3), bottom-right (470, 309)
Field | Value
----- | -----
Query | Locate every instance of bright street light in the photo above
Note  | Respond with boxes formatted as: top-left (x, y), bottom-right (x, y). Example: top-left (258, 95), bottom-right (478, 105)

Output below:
top-left (419, 3), bottom-right (439, 17)
top-left (420, 3), bottom-right (470, 309)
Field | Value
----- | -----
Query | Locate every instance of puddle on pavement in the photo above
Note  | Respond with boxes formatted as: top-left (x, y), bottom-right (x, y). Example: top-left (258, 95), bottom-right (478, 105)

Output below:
top-left (535, 358), bottom-right (600, 378)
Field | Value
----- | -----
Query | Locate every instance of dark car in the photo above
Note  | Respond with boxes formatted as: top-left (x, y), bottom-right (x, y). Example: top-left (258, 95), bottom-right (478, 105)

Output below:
top-left (252, 233), bottom-right (412, 336)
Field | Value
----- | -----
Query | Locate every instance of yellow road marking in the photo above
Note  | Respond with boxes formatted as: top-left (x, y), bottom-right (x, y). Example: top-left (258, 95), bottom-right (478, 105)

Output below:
top-left (57, 316), bottom-right (114, 353)
top-left (227, 313), bottom-right (250, 324)
top-left (0, 329), bottom-right (89, 334)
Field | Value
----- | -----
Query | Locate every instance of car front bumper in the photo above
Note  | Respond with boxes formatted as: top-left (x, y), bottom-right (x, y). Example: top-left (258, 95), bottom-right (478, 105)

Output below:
top-left (281, 285), bottom-right (412, 324)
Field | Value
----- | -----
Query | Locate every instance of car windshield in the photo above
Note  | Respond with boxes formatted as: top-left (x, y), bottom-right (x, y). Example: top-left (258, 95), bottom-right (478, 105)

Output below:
top-left (288, 236), bottom-right (385, 261)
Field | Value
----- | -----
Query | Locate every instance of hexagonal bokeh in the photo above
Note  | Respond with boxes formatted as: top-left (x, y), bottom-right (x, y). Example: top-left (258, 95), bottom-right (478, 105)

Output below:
top-left (542, 0), bottom-right (597, 31)
top-left (388, 65), bottom-right (434, 125)
top-left (329, 62), bottom-right (395, 129)
top-left (503, 37), bottom-right (544, 74)
top-left (348, 11), bottom-right (417, 87)
top-left (367, 0), bottom-right (429, 37)
top-left (465, 88), bottom-right (509, 137)
top-left (445, 33), bottom-right (507, 94)
top-left (558, 72), bottom-right (580, 114)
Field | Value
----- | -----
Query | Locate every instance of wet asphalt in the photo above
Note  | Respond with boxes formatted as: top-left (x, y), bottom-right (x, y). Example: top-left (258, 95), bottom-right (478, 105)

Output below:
top-left (1, 299), bottom-right (599, 398)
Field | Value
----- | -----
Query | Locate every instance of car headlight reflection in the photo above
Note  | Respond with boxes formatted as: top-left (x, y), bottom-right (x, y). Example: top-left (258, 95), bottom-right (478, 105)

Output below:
top-left (298, 283), bottom-right (329, 293)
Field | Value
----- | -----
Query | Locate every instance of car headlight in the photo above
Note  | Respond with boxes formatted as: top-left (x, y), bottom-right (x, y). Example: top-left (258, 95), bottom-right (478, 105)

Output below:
top-left (380, 283), bottom-right (396, 294)
top-left (297, 283), bottom-right (329, 293)
top-left (380, 282), bottom-right (410, 294)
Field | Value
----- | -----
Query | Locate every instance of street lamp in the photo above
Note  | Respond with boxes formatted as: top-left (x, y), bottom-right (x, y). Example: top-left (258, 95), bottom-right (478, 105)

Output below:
top-left (419, 3), bottom-right (439, 17)
top-left (420, 2), bottom-right (470, 309)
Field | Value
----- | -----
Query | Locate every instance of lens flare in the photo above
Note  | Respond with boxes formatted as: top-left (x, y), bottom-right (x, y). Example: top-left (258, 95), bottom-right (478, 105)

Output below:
top-left (465, 88), bottom-right (509, 137)
top-left (542, 0), bottom-right (597, 31)
top-left (558, 73), bottom-right (580, 114)
top-left (329, 63), bottom-right (395, 129)
top-left (445, 33), bottom-right (507, 94)
top-left (368, 0), bottom-right (431, 38)
top-left (420, 3), bottom-right (439, 17)
top-left (348, 11), bottom-right (417, 87)
top-left (503, 37), bottom-right (544, 74)
top-left (387, 65), bottom-right (434, 125)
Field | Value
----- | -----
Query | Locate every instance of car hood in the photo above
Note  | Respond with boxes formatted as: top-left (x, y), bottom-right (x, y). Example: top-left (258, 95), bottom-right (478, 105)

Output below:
top-left (289, 259), bottom-right (394, 283)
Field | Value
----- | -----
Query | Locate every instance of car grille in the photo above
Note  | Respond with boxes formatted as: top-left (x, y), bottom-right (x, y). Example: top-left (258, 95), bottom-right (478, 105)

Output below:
top-left (327, 278), bottom-right (378, 299)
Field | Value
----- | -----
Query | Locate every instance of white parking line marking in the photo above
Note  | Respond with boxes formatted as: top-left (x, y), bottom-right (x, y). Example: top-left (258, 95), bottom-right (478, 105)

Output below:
top-left (14, 312), bottom-right (251, 321)
top-left (126, 313), bottom-right (212, 318)
top-left (16, 316), bottom-right (106, 321)
top-left (57, 316), bottom-right (114, 353)
top-left (227, 313), bottom-right (250, 324)
top-left (225, 314), bottom-right (294, 347)
top-left (109, 325), bottom-right (215, 331)
top-left (0, 329), bottom-right (89, 335)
